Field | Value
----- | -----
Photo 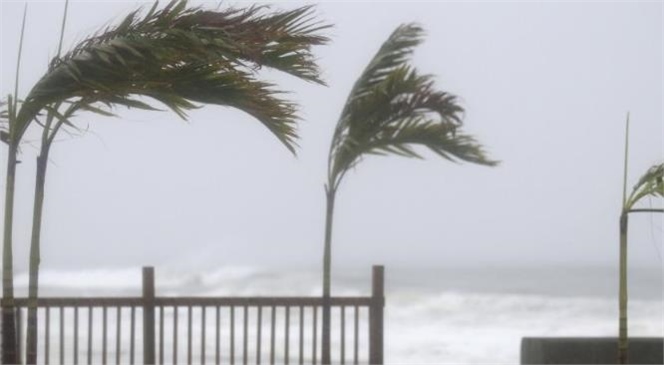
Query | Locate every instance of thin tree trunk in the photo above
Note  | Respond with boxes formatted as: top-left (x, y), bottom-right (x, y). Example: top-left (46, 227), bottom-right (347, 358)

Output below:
top-left (2, 143), bottom-right (19, 365)
top-left (26, 151), bottom-right (48, 364)
top-left (322, 187), bottom-right (335, 365)
top-left (618, 212), bottom-right (628, 364)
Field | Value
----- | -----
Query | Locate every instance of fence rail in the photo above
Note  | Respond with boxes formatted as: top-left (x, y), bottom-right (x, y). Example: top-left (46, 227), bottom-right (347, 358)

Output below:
top-left (11, 298), bottom-right (375, 307)
top-left (3, 266), bottom-right (384, 365)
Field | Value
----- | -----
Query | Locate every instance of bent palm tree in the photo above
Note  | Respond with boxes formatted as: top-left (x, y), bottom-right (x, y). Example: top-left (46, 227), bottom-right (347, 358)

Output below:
top-left (1, 1), bottom-right (329, 362)
top-left (320, 24), bottom-right (497, 364)
top-left (618, 134), bottom-right (663, 365)
top-left (1, 5), bottom-right (29, 362)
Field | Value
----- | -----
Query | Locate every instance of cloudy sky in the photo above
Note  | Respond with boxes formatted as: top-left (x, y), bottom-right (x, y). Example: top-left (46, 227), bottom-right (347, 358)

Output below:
top-left (0, 1), bottom-right (662, 273)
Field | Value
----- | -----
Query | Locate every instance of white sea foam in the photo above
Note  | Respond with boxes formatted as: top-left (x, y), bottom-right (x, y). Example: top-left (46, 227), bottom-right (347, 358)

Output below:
top-left (11, 266), bottom-right (663, 364)
top-left (385, 291), bottom-right (661, 363)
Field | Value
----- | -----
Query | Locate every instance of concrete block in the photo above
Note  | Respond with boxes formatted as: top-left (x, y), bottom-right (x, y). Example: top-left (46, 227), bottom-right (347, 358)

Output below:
top-left (520, 337), bottom-right (663, 364)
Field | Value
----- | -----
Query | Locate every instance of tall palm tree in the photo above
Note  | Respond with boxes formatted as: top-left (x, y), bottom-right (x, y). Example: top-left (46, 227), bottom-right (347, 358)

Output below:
top-left (1, 1), bottom-right (329, 362)
top-left (618, 133), bottom-right (663, 365)
top-left (1, 5), bottom-right (29, 362)
top-left (320, 23), bottom-right (497, 364)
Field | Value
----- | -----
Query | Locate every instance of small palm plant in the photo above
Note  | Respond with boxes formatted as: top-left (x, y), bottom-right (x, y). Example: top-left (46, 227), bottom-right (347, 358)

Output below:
top-left (1, 1), bottom-right (329, 362)
top-left (320, 23), bottom-right (497, 364)
top-left (618, 125), bottom-right (663, 365)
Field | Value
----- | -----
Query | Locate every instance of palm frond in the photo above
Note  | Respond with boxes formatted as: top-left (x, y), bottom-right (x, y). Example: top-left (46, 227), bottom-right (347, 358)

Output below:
top-left (13, 0), bottom-right (329, 152)
top-left (626, 163), bottom-right (664, 209)
top-left (50, 1), bottom-right (329, 82)
top-left (1, 96), bottom-right (13, 144)
top-left (328, 23), bottom-right (497, 188)
top-left (349, 24), bottom-right (423, 99)
top-left (0, 100), bottom-right (8, 144)
top-left (0, 98), bottom-right (8, 121)
top-left (331, 24), bottom-right (422, 147)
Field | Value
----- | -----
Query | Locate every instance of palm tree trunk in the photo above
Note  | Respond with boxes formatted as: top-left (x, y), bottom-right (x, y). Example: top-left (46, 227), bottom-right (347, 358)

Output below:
top-left (322, 187), bottom-right (335, 365)
top-left (26, 151), bottom-right (48, 364)
top-left (2, 143), bottom-right (19, 365)
top-left (618, 212), bottom-right (628, 364)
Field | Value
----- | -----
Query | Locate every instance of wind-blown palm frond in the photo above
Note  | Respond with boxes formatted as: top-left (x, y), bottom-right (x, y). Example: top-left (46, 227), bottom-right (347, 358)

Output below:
top-left (12, 0), bottom-right (330, 153)
top-left (625, 163), bottom-right (664, 209)
top-left (328, 23), bottom-right (496, 189)
top-left (50, 1), bottom-right (328, 83)
top-left (0, 99), bottom-right (8, 143)
top-left (1, 97), bottom-right (13, 144)
top-left (0, 98), bottom-right (7, 123)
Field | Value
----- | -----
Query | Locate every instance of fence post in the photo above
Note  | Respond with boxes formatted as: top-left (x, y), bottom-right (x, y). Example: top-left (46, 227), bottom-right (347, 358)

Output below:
top-left (143, 267), bottom-right (156, 364)
top-left (369, 265), bottom-right (384, 365)
top-left (16, 306), bottom-right (22, 364)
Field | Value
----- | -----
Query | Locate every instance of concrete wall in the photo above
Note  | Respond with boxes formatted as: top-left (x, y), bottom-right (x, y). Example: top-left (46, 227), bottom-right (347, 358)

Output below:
top-left (521, 337), bottom-right (663, 364)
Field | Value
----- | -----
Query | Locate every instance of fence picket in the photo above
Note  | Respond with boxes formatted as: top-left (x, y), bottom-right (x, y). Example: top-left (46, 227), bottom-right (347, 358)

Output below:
top-left (130, 307), bottom-right (135, 365)
top-left (285, 306), bottom-right (290, 365)
top-left (230, 306), bottom-right (235, 365)
top-left (353, 306), bottom-right (359, 365)
top-left (341, 306), bottom-right (345, 365)
top-left (215, 306), bottom-right (220, 365)
top-left (256, 306), bottom-right (262, 365)
top-left (187, 306), bottom-right (193, 365)
top-left (242, 306), bottom-right (248, 365)
top-left (270, 306), bottom-right (275, 365)
top-left (299, 306), bottom-right (304, 365)
top-left (312, 307), bottom-right (317, 365)
top-left (86, 307), bottom-right (92, 365)
top-left (173, 307), bottom-right (178, 365)
top-left (60, 307), bottom-right (65, 365)
top-left (201, 307), bottom-right (206, 365)
top-left (159, 306), bottom-right (163, 365)
top-left (103, 306), bottom-right (107, 365)
top-left (116, 307), bottom-right (122, 365)
top-left (74, 307), bottom-right (79, 365)
top-left (45, 307), bottom-right (50, 365)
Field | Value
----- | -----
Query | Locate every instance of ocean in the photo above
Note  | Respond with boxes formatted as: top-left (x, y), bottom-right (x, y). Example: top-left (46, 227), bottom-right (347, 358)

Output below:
top-left (10, 265), bottom-right (663, 364)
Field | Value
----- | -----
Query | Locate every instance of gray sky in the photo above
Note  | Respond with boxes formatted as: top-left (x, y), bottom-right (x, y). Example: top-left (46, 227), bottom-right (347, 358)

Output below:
top-left (0, 1), bottom-right (662, 273)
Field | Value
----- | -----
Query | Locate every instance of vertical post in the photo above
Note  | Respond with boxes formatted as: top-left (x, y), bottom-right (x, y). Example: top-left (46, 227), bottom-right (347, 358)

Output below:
top-left (16, 306), bottom-right (23, 364)
top-left (74, 307), bottom-right (79, 365)
top-left (618, 213), bottom-right (629, 364)
top-left (369, 266), bottom-right (384, 365)
top-left (143, 267), bottom-right (156, 365)
top-left (321, 188), bottom-right (335, 365)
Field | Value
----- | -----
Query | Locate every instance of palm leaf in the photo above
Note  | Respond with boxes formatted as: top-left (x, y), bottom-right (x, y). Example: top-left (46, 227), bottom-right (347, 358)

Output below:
top-left (626, 163), bottom-right (664, 209)
top-left (0, 99), bottom-right (8, 144)
top-left (0, 98), bottom-right (8, 122)
top-left (328, 23), bottom-right (496, 188)
top-left (13, 0), bottom-right (329, 153)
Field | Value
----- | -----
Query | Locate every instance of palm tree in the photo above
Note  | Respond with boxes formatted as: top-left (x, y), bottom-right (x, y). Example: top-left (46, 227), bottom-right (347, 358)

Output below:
top-left (618, 119), bottom-right (663, 363)
top-left (1, 5), bottom-right (29, 362)
top-left (1, 1), bottom-right (329, 362)
top-left (320, 24), bottom-right (497, 364)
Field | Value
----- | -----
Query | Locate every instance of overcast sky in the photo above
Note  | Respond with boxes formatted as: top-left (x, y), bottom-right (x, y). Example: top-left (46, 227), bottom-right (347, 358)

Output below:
top-left (0, 1), bottom-right (662, 273)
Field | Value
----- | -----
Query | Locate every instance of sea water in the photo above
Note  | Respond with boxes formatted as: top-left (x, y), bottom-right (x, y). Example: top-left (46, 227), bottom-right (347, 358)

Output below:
top-left (10, 265), bottom-right (663, 364)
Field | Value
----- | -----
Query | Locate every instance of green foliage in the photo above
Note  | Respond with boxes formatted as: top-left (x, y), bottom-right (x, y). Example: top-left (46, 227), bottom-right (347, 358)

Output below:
top-left (0, 99), bottom-right (8, 144)
top-left (625, 163), bottom-right (664, 210)
top-left (0, 96), bottom-right (17, 144)
top-left (11, 0), bottom-right (330, 153)
top-left (0, 98), bottom-right (7, 124)
top-left (327, 24), bottom-right (497, 190)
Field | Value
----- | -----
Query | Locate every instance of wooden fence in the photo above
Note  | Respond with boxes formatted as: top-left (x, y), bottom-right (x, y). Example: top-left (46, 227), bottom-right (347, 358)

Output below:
top-left (4, 266), bottom-right (384, 365)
